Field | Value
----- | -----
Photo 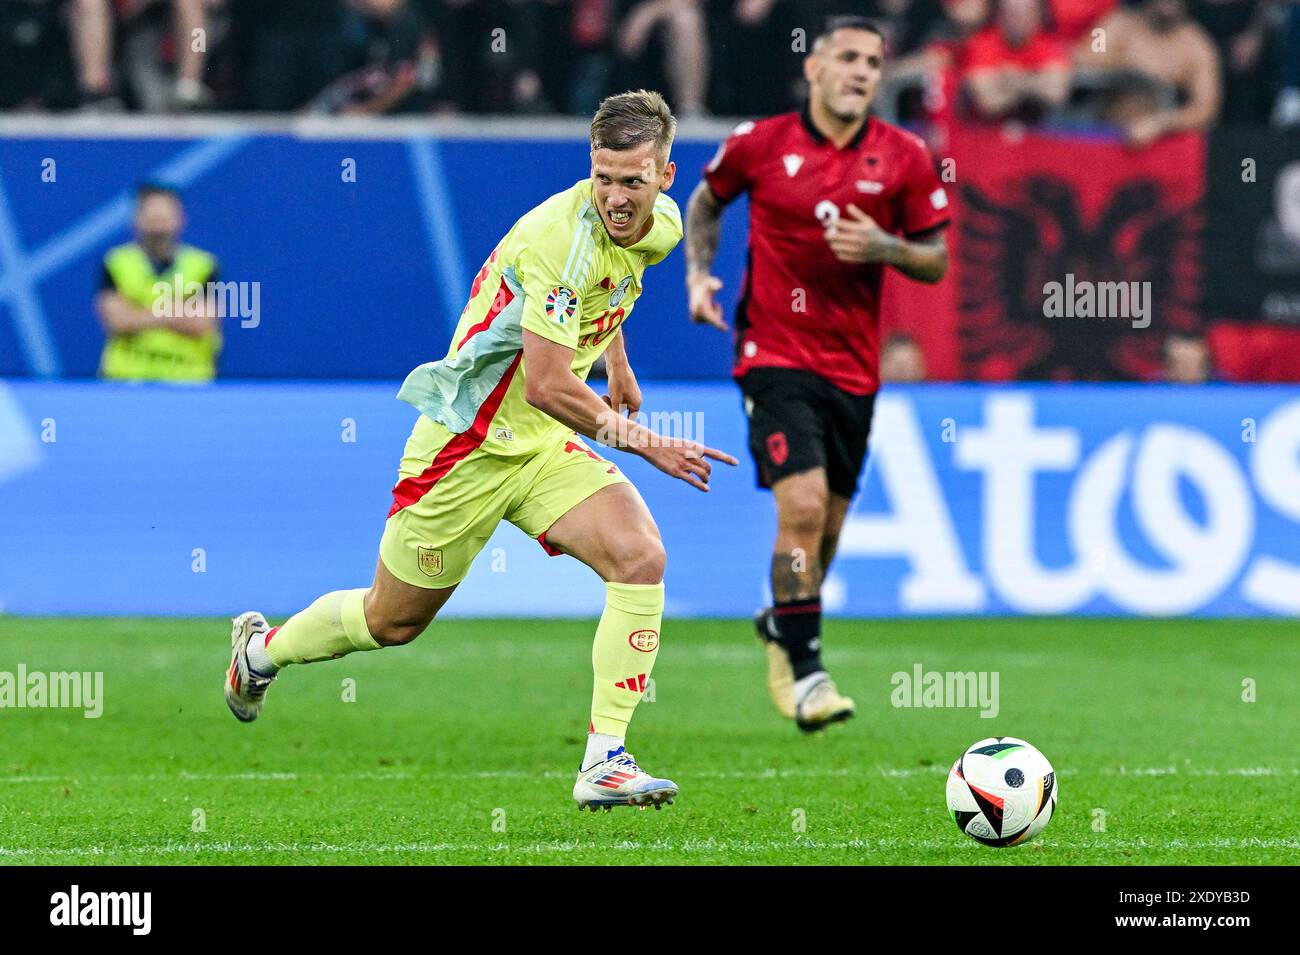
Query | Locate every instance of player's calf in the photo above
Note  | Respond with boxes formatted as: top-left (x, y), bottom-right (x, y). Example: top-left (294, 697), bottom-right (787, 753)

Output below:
top-left (363, 557), bottom-right (457, 645)
top-left (766, 471), bottom-right (856, 728)
top-left (364, 613), bottom-right (431, 647)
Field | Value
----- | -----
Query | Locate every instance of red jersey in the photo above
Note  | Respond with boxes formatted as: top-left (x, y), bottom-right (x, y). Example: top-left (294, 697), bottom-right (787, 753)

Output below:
top-left (704, 108), bottom-right (950, 395)
top-left (1049, 0), bottom-right (1115, 42)
top-left (960, 27), bottom-right (1069, 76)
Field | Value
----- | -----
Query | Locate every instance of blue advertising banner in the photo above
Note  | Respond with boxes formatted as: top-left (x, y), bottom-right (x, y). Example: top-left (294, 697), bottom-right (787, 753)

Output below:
top-left (0, 132), bottom-right (746, 381)
top-left (2, 381), bottom-right (1298, 618)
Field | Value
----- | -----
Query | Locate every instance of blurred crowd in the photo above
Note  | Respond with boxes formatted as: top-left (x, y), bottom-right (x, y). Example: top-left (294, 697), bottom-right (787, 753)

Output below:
top-left (2, 0), bottom-right (1296, 127)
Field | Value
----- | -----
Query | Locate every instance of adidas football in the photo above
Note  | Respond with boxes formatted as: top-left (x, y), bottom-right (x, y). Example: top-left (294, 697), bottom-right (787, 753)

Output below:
top-left (946, 737), bottom-right (1057, 847)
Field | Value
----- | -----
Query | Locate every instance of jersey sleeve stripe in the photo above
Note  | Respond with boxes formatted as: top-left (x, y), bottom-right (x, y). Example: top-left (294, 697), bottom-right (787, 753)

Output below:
top-left (576, 234), bottom-right (596, 286)
top-left (560, 200), bottom-right (592, 283)
top-left (565, 227), bottom-right (594, 286)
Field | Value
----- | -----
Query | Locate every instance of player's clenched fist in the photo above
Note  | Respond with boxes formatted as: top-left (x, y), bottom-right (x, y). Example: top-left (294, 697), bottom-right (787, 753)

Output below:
top-left (641, 437), bottom-right (738, 493)
top-left (687, 271), bottom-right (728, 331)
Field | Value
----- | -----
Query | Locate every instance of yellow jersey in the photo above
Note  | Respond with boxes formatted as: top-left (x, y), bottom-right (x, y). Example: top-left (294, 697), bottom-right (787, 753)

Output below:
top-left (397, 179), bottom-right (682, 458)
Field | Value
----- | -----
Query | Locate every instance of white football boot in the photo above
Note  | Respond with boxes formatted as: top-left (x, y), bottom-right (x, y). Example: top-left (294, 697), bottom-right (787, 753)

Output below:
top-left (225, 611), bottom-right (276, 723)
top-left (795, 674), bottom-right (855, 734)
top-left (573, 747), bottom-right (678, 812)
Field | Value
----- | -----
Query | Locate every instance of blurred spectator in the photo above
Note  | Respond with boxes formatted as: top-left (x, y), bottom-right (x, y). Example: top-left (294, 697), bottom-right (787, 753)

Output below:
top-left (917, 0), bottom-right (994, 66)
top-left (859, 0), bottom-right (948, 55)
top-left (96, 184), bottom-right (222, 382)
top-left (616, 0), bottom-right (709, 116)
top-left (4, 0), bottom-right (1296, 123)
top-left (310, 0), bottom-right (430, 114)
top-left (0, 0), bottom-right (78, 109)
top-left (943, 0), bottom-right (995, 36)
top-left (1187, 0), bottom-right (1271, 123)
top-left (888, 0), bottom-right (989, 133)
top-left (115, 0), bottom-right (219, 112)
top-left (69, 0), bottom-right (120, 108)
top-left (500, 0), bottom-right (570, 114)
top-left (567, 0), bottom-right (618, 114)
top-left (1074, 0), bottom-right (1221, 146)
top-left (1050, 0), bottom-right (1115, 40)
top-left (1163, 331), bottom-right (1213, 382)
top-left (231, 0), bottom-right (347, 111)
top-left (881, 333), bottom-right (929, 382)
top-left (418, 0), bottom-right (523, 114)
top-left (708, 0), bottom-right (797, 116)
top-left (960, 0), bottom-right (1071, 122)
top-left (1274, 0), bottom-right (1300, 125)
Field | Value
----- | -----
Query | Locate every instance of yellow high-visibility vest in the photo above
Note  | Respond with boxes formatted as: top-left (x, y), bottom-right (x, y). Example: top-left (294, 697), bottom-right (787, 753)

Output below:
top-left (99, 243), bottom-right (220, 382)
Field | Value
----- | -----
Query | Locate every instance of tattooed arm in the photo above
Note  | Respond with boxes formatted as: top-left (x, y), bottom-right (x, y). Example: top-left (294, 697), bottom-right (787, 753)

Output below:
top-left (684, 180), bottom-right (728, 331)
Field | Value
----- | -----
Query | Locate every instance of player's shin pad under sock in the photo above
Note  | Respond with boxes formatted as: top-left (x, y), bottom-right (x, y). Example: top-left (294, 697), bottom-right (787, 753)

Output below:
top-left (265, 588), bottom-right (380, 667)
top-left (589, 581), bottom-right (664, 737)
top-left (773, 597), bottom-right (823, 680)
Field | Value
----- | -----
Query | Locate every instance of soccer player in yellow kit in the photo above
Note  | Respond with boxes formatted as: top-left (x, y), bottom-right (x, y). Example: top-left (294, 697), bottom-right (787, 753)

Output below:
top-left (223, 90), bottom-right (736, 811)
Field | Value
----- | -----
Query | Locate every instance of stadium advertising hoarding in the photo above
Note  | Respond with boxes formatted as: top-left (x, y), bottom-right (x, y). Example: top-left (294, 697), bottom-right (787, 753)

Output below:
top-left (1205, 127), bottom-right (1300, 327)
top-left (1, 380), bottom-right (1296, 618)
top-left (10, 122), bottom-right (1299, 386)
top-left (0, 127), bottom-right (739, 382)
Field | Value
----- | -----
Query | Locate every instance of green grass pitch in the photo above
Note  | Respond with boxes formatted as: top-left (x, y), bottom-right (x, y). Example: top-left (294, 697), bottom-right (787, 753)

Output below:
top-left (1, 616), bottom-right (1297, 865)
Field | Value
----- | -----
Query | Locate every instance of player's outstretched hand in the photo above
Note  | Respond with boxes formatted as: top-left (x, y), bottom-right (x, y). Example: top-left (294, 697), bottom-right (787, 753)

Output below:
top-left (687, 272), bottom-right (728, 332)
top-left (826, 204), bottom-right (896, 264)
top-left (641, 437), bottom-right (738, 493)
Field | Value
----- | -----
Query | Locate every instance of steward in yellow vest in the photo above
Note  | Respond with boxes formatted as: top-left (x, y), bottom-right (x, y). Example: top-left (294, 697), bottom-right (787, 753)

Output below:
top-left (96, 185), bottom-right (221, 382)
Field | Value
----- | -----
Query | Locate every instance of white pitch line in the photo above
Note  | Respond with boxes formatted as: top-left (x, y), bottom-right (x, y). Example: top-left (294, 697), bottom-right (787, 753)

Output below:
top-left (2, 766), bottom-right (1297, 785)
top-left (2, 836), bottom-right (1298, 859)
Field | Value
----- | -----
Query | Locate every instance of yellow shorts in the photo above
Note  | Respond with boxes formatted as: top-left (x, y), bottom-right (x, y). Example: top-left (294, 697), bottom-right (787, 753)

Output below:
top-left (379, 415), bottom-right (630, 588)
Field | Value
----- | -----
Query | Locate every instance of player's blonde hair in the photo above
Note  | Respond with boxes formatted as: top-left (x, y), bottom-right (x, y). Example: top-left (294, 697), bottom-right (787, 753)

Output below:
top-left (590, 90), bottom-right (676, 166)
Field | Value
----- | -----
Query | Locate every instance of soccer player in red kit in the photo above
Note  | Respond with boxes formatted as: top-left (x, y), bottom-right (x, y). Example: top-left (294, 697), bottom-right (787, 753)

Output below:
top-left (684, 16), bottom-right (950, 732)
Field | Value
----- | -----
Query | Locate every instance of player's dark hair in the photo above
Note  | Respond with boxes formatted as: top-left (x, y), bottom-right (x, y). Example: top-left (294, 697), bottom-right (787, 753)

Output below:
top-left (814, 15), bottom-right (886, 49)
top-left (136, 182), bottom-right (182, 204)
top-left (590, 90), bottom-right (676, 163)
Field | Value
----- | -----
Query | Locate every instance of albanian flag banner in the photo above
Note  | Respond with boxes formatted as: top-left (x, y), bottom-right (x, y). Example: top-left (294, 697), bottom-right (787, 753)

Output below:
top-left (947, 125), bottom-right (1205, 381)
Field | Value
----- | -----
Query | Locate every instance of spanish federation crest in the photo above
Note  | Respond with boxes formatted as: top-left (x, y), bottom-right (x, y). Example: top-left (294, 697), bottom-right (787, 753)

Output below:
top-left (609, 275), bottom-right (634, 307)
top-left (417, 546), bottom-right (444, 577)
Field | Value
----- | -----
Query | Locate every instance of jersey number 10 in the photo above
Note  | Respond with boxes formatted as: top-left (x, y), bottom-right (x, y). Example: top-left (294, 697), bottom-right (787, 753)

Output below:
top-left (579, 307), bottom-right (625, 348)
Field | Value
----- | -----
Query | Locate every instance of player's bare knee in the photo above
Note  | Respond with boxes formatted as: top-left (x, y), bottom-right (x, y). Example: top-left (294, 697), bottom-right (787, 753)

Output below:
top-left (775, 471), bottom-right (829, 535)
top-left (606, 530), bottom-right (666, 584)
top-left (780, 492), bottom-right (828, 538)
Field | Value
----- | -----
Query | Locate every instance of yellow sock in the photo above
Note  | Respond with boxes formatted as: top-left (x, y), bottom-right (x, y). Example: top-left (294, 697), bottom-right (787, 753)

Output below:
top-left (590, 581), bottom-right (663, 736)
top-left (265, 588), bottom-right (380, 667)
